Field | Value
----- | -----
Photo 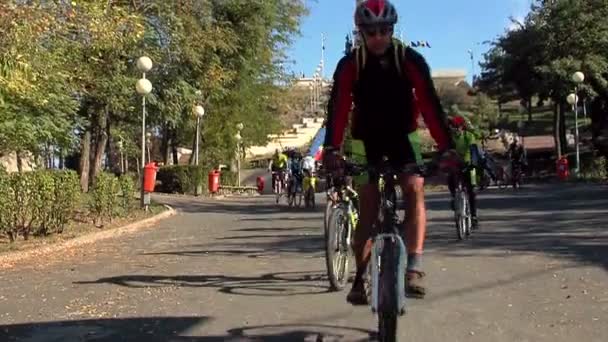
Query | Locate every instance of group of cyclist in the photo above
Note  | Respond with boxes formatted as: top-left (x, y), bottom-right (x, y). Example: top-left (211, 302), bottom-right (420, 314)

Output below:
top-left (268, 147), bottom-right (317, 201)
top-left (267, 0), bottom-right (529, 309)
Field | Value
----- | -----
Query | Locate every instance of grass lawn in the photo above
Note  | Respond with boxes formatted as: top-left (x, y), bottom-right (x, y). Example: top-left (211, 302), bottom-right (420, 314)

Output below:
top-left (495, 105), bottom-right (591, 136)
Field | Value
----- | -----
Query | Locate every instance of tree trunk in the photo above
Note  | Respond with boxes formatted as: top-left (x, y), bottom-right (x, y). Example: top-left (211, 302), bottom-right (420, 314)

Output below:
top-left (161, 123), bottom-right (171, 165)
top-left (79, 131), bottom-right (92, 192)
top-left (171, 133), bottom-right (179, 165)
top-left (16, 150), bottom-right (23, 173)
top-left (59, 149), bottom-right (65, 169)
top-left (558, 101), bottom-right (567, 154)
top-left (90, 110), bottom-right (109, 187)
top-left (188, 130), bottom-right (197, 165)
top-left (527, 98), bottom-right (533, 122)
top-left (105, 117), bottom-right (117, 174)
top-left (553, 103), bottom-right (561, 158)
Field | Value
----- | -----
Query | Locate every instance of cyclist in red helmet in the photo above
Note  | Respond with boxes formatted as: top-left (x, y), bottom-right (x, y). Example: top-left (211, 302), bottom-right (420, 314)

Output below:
top-left (323, 0), bottom-right (456, 303)
top-left (448, 115), bottom-right (479, 228)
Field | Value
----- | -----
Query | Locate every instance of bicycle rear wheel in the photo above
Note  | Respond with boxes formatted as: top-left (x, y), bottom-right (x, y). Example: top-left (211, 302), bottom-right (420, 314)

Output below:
top-left (325, 206), bottom-right (351, 291)
top-left (306, 187), bottom-right (315, 209)
top-left (275, 179), bottom-right (281, 204)
top-left (455, 190), bottom-right (468, 240)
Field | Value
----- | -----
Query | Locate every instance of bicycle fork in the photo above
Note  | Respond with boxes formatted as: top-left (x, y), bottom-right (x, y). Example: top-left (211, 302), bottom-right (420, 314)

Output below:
top-left (370, 232), bottom-right (407, 316)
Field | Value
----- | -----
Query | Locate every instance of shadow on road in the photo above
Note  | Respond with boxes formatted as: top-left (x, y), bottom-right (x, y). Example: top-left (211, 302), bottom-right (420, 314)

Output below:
top-left (0, 318), bottom-right (374, 342)
top-left (424, 184), bottom-right (608, 271)
top-left (75, 271), bottom-right (331, 297)
top-left (144, 230), bottom-right (325, 259)
top-left (160, 196), bottom-right (327, 216)
top-left (0, 316), bottom-right (209, 342)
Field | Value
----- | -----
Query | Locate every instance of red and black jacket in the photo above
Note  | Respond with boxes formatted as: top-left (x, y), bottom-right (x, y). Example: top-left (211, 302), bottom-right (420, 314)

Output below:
top-left (324, 43), bottom-right (452, 152)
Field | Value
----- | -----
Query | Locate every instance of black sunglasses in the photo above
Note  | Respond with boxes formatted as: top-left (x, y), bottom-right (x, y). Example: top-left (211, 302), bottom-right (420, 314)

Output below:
top-left (362, 26), bottom-right (392, 37)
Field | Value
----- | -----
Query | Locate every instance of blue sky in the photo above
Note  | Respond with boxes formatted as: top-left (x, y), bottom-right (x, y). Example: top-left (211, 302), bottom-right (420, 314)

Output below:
top-left (288, 0), bottom-right (533, 83)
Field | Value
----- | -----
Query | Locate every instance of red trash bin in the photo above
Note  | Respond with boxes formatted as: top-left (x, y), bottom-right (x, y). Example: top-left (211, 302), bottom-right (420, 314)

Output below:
top-left (143, 162), bottom-right (158, 193)
top-left (208, 170), bottom-right (220, 194)
top-left (556, 156), bottom-right (569, 181)
top-left (256, 176), bottom-right (265, 194)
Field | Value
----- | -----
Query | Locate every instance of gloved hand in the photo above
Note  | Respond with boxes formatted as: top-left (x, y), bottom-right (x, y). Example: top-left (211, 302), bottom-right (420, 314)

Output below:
top-left (322, 148), bottom-right (346, 177)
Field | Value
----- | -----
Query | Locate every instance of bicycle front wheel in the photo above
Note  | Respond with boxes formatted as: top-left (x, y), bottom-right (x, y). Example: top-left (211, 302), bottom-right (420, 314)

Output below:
top-left (325, 206), bottom-right (351, 291)
top-left (324, 199), bottom-right (333, 233)
top-left (376, 242), bottom-right (400, 342)
top-left (378, 312), bottom-right (398, 342)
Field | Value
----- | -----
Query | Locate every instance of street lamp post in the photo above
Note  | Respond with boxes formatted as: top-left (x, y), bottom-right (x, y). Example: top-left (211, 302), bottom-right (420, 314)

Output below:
top-left (569, 71), bottom-right (585, 177)
top-left (313, 72), bottom-right (319, 111)
top-left (146, 132), bottom-right (152, 163)
top-left (309, 84), bottom-right (314, 113)
top-left (135, 56), bottom-right (153, 209)
top-left (468, 49), bottom-right (475, 84)
top-left (235, 123), bottom-right (244, 187)
top-left (315, 66), bottom-right (322, 112)
top-left (193, 105), bottom-right (205, 166)
top-left (117, 140), bottom-right (124, 174)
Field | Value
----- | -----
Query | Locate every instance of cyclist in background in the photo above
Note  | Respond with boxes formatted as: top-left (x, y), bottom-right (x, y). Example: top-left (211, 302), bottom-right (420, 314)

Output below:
top-left (288, 150), bottom-right (304, 195)
top-left (447, 115), bottom-right (479, 229)
top-left (268, 148), bottom-right (288, 194)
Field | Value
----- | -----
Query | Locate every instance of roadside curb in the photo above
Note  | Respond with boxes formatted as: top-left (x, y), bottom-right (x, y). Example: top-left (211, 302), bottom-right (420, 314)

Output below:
top-left (0, 205), bottom-right (176, 270)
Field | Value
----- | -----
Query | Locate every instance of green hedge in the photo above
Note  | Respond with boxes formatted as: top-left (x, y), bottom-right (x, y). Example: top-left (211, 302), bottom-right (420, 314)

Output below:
top-left (155, 165), bottom-right (238, 195)
top-left (156, 165), bottom-right (205, 194)
top-left (0, 170), bottom-right (136, 242)
top-left (0, 170), bottom-right (80, 241)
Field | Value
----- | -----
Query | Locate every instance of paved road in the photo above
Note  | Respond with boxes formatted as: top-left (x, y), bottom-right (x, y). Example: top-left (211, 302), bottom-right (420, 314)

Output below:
top-left (1, 184), bottom-right (607, 341)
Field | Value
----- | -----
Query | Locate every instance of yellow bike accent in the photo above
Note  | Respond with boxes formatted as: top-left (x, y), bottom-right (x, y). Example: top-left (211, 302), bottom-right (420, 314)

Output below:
top-left (303, 175), bottom-right (317, 192)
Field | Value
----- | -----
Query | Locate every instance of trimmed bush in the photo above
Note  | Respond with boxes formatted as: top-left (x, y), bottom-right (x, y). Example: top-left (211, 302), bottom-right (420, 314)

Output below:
top-left (155, 165), bottom-right (242, 194)
top-left (156, 165), bottom-right (206, 195)
top-left (0, 167), bottom-right (12, 239)
top-left (89, 172), bottom-right (120, 226)
top-left (221, 170), bottom-right (238, 187)
top-left (118, 174), bottom-right (135, 215)
top-left (50, 170), bottom-right (80, 234)
top-left (0, 169), bottom-right (137, 242)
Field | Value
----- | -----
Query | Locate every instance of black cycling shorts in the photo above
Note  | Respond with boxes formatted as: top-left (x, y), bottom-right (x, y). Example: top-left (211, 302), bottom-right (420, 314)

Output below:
top-left (363, 135), bottom-right (419, 183)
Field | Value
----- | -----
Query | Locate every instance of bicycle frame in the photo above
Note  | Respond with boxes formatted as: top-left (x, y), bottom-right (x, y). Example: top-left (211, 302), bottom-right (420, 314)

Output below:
top-left (326, 176), bottom-right (359, 236)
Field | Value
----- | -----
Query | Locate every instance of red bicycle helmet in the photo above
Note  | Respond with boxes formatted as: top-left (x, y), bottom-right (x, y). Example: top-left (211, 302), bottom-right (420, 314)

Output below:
top-left (449, 115), bottom-right (466, 128)
top-left (355, 0), bottom-right (398, 27)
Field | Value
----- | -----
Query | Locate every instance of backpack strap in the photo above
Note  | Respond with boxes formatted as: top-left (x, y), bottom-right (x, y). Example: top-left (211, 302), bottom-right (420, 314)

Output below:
top-left (354, 46), bottom-right (366, 82)
top-left (355, 38), bottom-right (405, 81)
top-left (392, 38), bottom-right (407, 76)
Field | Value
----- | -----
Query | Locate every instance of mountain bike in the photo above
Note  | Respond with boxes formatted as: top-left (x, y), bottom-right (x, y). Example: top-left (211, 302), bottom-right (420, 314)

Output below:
top-left (452, 165), bottom-right (474, 240)
top-left (287, 173), bottom-right (303, 208)
top-left (324, 164), bottom-right (361, 291)
top-left (303, 170), bottom-right (317, 209)
top-left (272, 170), bottom-right (287, 204)
top-left (365, 160), bottom-right (436, 342)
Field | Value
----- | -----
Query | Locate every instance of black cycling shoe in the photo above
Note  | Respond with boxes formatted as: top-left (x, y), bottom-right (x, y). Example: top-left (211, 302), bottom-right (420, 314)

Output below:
top-left (346, 285), bottom-right (368, 305)
top-left (472, 216), bottom-right (479, 230)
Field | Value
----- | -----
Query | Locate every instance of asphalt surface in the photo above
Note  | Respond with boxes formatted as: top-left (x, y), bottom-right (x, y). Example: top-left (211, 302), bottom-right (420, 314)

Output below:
top-left (0, 183), bottom-right (607, 341)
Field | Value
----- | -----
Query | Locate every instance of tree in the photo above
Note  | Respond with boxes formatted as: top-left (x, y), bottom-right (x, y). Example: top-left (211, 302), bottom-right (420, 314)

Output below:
top-left (0, 0), bottom-right (309, 188)
top-left (478, 0), bottom-right (608, 157)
